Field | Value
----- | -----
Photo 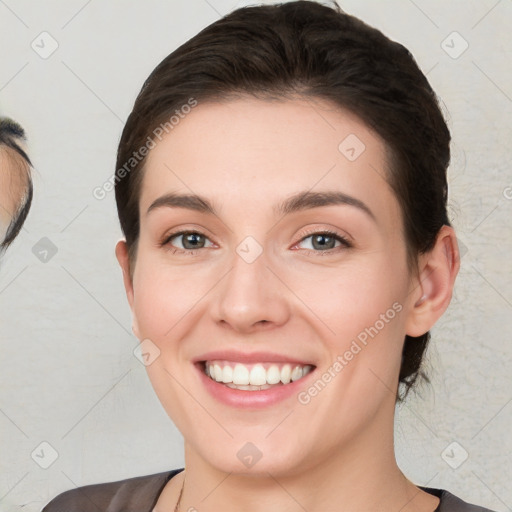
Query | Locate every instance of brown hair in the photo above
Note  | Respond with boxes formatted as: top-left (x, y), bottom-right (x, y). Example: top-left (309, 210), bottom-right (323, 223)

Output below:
top-left (114, 0), bottom-right (451, 401)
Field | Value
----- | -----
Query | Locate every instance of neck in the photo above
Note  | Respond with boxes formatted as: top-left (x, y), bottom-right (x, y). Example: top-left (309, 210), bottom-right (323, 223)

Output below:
top-left (170, 405), bottom-right (435, 512)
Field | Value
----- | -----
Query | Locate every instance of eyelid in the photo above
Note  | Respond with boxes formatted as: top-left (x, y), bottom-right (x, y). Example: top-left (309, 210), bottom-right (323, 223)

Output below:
top-left (292, 227), bottom-right (353, 253)
top-left (160, 226), bottom-right (353, 255)
top-left (294, 226), bottom-right (353, 246)
top-left (160, 229), bottom-right (216, 250)
top-left (160, 224), bottom-right (216, 245)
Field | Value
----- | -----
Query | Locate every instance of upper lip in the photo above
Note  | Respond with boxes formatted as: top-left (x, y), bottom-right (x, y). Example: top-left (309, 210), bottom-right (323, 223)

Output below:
top-left (193, 350), bottom-right (315, 366)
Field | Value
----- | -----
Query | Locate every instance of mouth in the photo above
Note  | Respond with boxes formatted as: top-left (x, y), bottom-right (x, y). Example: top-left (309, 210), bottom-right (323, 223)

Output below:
top-left (193, 350), bottom-right (317, 408)
top-left (201, 360), bottom-right (315, 391)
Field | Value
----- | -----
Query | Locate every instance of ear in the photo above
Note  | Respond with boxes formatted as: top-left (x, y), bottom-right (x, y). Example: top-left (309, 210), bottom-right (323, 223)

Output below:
top-left (115, 240), bottom-right (140, 339)
top-left (405, 225), bottom-right (460, 337)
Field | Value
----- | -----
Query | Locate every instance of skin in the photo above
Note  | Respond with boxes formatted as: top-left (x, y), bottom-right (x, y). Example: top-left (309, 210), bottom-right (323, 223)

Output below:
top-left (116, 97), bottom-right (459, 512)
top-left (0, 146), bottom-right (28, 244)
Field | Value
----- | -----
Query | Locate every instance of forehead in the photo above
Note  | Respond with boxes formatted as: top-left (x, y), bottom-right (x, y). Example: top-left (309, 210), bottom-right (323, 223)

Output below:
top-left (140, 97), bottom-right (400, 229)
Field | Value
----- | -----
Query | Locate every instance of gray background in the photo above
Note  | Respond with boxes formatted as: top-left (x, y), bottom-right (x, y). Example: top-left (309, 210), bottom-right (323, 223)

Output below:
top-left (0, 1), bottom-right (511, 511)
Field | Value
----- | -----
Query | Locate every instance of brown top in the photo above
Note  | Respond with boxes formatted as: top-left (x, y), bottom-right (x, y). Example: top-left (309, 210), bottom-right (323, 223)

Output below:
top-left (42, 468), bottom-right (497, 512)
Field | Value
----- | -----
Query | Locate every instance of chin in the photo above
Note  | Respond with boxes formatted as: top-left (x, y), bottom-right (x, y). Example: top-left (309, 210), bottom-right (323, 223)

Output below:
top-left (203, 444), bottom-right (304, 477)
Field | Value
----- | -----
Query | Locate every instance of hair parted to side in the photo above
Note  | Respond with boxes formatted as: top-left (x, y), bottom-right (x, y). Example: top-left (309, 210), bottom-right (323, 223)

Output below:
top-left (114, 0), bottom-right (451, 401)
top-left (0, 117), bottom-right (33, 250)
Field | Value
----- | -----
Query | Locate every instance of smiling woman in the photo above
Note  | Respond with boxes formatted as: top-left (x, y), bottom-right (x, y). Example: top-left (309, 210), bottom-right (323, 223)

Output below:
top-left (42, 1), bottom-right (496, 511)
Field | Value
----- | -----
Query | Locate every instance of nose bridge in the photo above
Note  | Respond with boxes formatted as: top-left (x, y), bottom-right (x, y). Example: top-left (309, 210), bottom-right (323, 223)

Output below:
top-left (212, 235), bottom-right (290, 331)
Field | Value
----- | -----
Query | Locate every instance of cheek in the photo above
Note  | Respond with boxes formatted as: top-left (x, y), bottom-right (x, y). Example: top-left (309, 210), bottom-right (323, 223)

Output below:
top-left (291, 259), bottom-right (407, 341)
top-left (130, 260), bottom-right (204, 425)
top-left (294, 258), bottom-right (408, 400)
top-left (132, 246), bottom-right (409, 349)
top-left (132, 259), bottom-right (211, 339)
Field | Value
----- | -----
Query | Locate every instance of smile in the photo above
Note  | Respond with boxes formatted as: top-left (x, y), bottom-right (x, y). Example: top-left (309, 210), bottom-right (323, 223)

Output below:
top-left (204, 360), bottom-right (315, 390)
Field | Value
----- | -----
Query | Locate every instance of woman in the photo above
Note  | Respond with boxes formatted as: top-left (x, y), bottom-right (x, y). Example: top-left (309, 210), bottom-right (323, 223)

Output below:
top-left (43, 1), bottom-right (497, 511)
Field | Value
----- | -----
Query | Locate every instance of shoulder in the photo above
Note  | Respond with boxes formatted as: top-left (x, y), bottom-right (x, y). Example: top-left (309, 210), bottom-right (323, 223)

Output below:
top-left (420, 486), bottom-right (498, 512)
top-left (41, 468), bottom-right (183, 512)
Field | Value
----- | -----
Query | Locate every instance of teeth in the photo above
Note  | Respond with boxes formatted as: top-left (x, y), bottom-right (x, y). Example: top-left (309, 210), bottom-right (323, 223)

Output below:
top-left (233, 364), bottom-right (250, 385)
top-left (222, 365), bottom-right (233, 383)
top-left (214, 364), bottom-right (223, 382)
top-left (266, 365), bottom-right (281, 385)
top-left (225, 383), bottom-right (274, 391)
top-left (204, 361), bottom-right (313, 388)
top-left (291, 366), bottom-right (303, 381)
top-left (281, 364), bottom-right (291, 384)
top-left (249, 364), bottom-right (267, 386)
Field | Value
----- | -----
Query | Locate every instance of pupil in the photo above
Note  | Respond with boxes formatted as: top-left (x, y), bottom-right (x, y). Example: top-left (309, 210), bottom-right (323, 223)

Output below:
top-left (313, 234), bottom-right (333, 250)
top-left (184, 233), bottom-right (203, 249)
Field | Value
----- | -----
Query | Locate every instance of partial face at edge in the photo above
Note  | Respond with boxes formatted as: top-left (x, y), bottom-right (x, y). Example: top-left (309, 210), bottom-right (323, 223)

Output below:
top-left (0, 146), bottom-right (29, 245)
top-left (116, 97), bottom-right (437, 475)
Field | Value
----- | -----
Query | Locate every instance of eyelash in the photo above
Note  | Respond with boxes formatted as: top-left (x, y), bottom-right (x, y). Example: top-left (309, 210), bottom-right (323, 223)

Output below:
top-left (160, 229), bottom-right (352, 257)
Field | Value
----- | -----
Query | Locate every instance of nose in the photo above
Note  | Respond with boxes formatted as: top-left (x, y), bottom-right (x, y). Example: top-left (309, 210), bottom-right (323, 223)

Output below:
top-left (210, 243), bottom-right (291, 334)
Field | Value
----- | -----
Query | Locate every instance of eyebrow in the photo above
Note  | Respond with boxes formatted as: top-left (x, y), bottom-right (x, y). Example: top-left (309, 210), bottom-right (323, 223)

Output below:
top-left (147, 190), bottom-right (376, 221)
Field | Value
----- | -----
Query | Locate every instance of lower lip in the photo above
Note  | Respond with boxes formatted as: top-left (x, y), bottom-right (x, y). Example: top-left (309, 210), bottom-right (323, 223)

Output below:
top-left (195, 363), bottom-right (315, 409)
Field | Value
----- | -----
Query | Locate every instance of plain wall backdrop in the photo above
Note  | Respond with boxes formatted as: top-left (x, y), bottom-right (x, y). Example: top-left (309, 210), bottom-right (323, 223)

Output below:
top-left (0, 1), bottom-right (511, 510)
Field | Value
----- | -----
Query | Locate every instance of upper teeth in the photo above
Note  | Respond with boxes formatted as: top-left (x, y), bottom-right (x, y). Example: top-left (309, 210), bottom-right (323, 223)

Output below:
top-left (205, 361), bottom-right (313, 386)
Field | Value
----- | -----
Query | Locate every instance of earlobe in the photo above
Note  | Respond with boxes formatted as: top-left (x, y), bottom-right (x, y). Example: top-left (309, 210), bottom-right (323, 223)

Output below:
top-left (405, 226), bottom-right (460, 337)
top-left (115, 240), bottom-right (140, 338)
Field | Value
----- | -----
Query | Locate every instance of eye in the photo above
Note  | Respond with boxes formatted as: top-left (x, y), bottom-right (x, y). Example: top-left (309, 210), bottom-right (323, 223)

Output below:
top-left (160, 228), bottom-right (352, 256)
top-left (161, 230), bottom-right (214, 254)
top-left (294, 229), bottom-right (352, 255)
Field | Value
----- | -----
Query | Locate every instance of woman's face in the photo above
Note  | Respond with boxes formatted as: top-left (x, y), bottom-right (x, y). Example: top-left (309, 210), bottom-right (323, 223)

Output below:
top-left (119, 97), bottom-right (423, 475)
